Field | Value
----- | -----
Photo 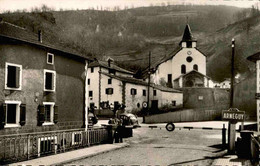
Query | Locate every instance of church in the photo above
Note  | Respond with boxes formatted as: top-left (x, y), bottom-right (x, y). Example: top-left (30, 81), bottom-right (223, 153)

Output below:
top-left (150, 24), bottom-right (211, 88)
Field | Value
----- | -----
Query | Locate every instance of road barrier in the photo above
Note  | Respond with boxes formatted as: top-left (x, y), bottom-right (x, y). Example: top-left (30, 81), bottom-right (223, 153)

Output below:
top-left (143, 123), bottom-right (227, 149)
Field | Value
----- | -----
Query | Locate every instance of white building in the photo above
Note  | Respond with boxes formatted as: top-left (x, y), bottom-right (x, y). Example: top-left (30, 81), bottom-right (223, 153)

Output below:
top-left (87, 59), bottom-right (183, 113)
top-left (149, 24), bottom-right (210, 88)
top-left (219, 78), bottom-right (231, 89)
top-left (87, 58), bottom-right (134, 109)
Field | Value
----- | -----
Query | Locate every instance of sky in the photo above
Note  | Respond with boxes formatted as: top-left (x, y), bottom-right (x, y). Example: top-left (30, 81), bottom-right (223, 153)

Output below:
top-left (0, 0), bottom-right (259, 13)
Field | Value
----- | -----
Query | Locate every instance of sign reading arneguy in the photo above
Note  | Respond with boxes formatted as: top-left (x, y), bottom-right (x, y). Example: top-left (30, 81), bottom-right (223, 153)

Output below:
top-left (222, 108), bottom-right (245, 122)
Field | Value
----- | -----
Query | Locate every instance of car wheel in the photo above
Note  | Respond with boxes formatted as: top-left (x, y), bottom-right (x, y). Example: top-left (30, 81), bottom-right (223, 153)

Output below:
top-left (166, 123), bottom-right (175, 132)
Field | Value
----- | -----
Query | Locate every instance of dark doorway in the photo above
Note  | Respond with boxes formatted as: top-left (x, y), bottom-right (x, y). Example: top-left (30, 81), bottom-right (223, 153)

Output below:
top-left (151, 100), bottom-right (158, 113)
top-left (185, 80), bottom-right (194, 87)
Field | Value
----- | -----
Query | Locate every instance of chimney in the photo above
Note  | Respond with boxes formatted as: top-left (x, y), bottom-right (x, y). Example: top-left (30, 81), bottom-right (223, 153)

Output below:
top-left (107, 58), bottom-right (113, 67)
top-left (38, 30), bottom-right (42, 43)
top-left (108, 59), bottom-right (111, 67)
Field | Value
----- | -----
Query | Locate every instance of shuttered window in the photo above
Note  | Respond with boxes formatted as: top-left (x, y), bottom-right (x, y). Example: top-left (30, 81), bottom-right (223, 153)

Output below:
top-left (44, 70), bottom-right (56, 92)
top-left (5, 63), bottom-right (22, 90)
top-left (0, 101), bottom-right (25, 128)
top-left (38, 102), bottom-right (57, 126)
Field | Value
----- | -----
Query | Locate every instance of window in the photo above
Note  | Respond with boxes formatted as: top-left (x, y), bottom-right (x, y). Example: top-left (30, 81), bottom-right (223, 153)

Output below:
top-left (90, 67), bottom-right (94, 73)
top-left (167, 74), bottom-right (172, 84)
top-left (47, 53), bottom-right (54, 65)
top-left (193, 64), bottom-right (198, 71)
top-left (130, 88), bottom-right (137, 95)
top-left (143, 89), bottom-right (146, 96)
top-left (38, 102), bottom-right (57, 126)
top-left (153, 90), bottom-right (157, 96)
top-left (181, 65), bottom-right (186, 74)
top-left (109, 69), bottom-right (116, 75)
top-left (5, 63), bottom-right (22, 90)
top-left (44, 70), bottom-right (56, 92)
top-left (186, 56), bottom-right (193, 63)
top-left (187, 41), bottom-right (192, 48)
top-left (108, 78), bottom-right (112, 84)
top-left (72, 132), bottom-right (82, 145)
top-left (105, 88), bottom-right (113, 95)
top-left (88, 79), bottom-right (90, 85)
top-left (39, 136), bottom-right (57, 156)
top-left (1, 101), bottom-right (26, 128)
top-left (172, 101), bottom-right (176, 106)
top-left (89, 91), bottom-right (93, 97)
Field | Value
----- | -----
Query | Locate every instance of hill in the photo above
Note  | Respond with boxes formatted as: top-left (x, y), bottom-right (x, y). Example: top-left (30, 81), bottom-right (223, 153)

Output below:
top-left (0, 4), bottom-right (254, 81)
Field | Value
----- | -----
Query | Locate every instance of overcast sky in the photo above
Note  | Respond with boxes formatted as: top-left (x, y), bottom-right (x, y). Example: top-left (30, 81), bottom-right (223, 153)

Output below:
top-left (0, 0), bottom-right (258, 13)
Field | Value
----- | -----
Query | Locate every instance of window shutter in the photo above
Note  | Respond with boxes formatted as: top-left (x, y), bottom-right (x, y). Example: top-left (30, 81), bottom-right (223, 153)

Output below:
top-left (54, 105), bottom-right (58, 124)
top-left (0, 104), bottom-right (6, 129)
top-left (52, 73), bottom-right (55, 90)
top-left (15, 67), bottom-right (20, 88)
top-left (37, 105), bottom-right (45, 126)
top-left (19, 104), bottom-right (26, 126)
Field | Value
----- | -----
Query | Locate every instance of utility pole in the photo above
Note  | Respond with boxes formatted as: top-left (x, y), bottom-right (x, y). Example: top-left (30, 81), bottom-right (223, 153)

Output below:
top-left (230, 38), bottom-right (235, 108)
top-left (228, 38), bottom-right (236, 154)
top-left (147, 51), bottom-right (151, 115)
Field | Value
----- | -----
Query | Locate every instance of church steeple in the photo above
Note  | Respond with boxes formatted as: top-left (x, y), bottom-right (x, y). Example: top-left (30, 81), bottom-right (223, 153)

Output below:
top-left (180, 24), bottom-right (197, 48)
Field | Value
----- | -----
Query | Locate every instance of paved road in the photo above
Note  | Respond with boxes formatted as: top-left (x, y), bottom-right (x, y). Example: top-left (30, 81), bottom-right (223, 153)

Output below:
top-left (66, 122), bottom-right (227, 165)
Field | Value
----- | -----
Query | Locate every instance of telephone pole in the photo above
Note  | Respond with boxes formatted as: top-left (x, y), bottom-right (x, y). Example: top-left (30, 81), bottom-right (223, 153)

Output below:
top-left (230, 38), bottom-right (235, 108)
top-left (147, 51), bottom-right (151, 115)
top-left (228, 38), bottom-right (236, 154)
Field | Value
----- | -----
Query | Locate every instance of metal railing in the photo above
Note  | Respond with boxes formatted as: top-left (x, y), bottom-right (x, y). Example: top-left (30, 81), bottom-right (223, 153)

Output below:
top-left (0, 127), bottom-right (109, 164)
top-left (250, 135), bottom-right (260, 164)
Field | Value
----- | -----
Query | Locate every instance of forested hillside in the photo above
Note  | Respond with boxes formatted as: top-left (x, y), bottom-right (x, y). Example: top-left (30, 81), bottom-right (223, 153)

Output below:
top-left (1, 4), bottom-right (258, 81)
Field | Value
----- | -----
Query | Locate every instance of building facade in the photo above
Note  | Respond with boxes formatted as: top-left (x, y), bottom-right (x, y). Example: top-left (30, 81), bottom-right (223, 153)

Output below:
top-left (0, 21), bottom-right (92, 135)
top-left (87, 60), bottom-right (183, 114)
top-left (150, 24), bottom-right (209, 88)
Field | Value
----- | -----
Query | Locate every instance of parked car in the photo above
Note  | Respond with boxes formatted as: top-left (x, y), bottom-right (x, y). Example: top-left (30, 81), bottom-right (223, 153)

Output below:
top-left (119, 113), bottom-right (140, 128)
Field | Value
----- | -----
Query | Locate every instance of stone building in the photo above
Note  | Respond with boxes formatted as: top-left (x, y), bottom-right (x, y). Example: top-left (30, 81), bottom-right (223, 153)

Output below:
top-left (0, 20), bottom-right (93, 158)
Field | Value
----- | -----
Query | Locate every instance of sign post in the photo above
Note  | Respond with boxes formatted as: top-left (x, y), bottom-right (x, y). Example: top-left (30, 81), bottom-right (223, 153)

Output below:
top-left (222, 108), bottom-right (245, 154)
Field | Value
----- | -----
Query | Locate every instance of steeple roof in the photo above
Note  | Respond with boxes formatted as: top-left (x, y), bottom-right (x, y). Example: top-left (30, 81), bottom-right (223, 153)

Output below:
top-left (181, 24), bottom-right (196, 42)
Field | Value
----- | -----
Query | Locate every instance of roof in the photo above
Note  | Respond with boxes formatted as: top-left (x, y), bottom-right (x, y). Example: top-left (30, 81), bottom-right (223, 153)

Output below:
top-left (247, 51), bottom-right (260, 63)
top-left (89, 60), bottom-right (134, 75)
top-left (141, 47), bottom-right (182, 79)
top-left (101, 72), bottom-right (182, 93)
top-left (174, 70), bottom-right (211, 81)
top-left (0, 21), bottom-right (92, 61)
top-left (181, 24), bottom-right (197, 43)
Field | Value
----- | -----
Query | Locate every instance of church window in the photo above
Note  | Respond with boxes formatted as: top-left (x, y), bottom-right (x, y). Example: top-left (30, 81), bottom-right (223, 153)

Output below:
top-left (187, 42), bottom-right (192, 48)
top-left (193, 64), bottom-right (198, 71)
top-left (181, 65), bottom-right (186, 74)
top-left (186, 56), bottom-right (193, 63)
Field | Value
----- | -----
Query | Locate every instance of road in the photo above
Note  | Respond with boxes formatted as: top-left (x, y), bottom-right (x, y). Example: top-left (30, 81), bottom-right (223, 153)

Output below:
top-left (66, 120), bottom-right (230, 165)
